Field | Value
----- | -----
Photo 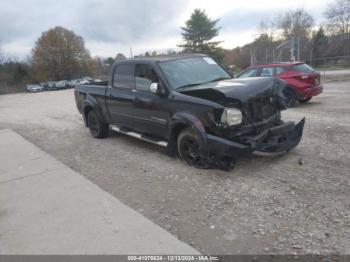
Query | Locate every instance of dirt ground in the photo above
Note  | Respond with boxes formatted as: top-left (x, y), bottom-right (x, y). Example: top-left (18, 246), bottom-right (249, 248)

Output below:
top-left (0, 81), bottom-right (349, 255)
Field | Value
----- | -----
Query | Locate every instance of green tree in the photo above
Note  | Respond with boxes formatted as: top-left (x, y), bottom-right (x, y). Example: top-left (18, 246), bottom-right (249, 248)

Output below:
top-left (13, 64), bottom-right (28, 83)
top-left (0, 45), bottom-right (5, 65)
top-left (180, 9), bottom-right (223, 61)
top-left (106, 57), bottom-right (115, 66)
top-left (310, 27), bottom-right (328, 65)
top-left (32, 26), bottom-right (91, 81)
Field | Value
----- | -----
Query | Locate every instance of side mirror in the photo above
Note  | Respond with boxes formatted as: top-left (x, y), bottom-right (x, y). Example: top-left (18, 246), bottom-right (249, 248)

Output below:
top-left (150, 82), bottom-right (159, 94)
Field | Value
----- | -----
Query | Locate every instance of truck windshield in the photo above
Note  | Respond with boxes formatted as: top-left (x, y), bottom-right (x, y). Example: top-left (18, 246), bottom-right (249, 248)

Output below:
top-left (159, 57), bottom-right (231, 90)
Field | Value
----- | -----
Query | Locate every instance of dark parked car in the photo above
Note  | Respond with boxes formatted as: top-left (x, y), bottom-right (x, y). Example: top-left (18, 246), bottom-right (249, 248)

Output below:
top-left (46, 81), bottom-right (57, 90)
top-left (39, 82), bottom-right (49, 90)
top-left (75, 54), bottom-right (304, 169)
top-left (237, 62), bottom-right (323, 105)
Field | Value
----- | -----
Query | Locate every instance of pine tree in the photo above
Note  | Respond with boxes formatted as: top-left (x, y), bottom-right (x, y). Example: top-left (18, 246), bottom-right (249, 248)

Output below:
top-left (180, 9), bottom-right (223, 61)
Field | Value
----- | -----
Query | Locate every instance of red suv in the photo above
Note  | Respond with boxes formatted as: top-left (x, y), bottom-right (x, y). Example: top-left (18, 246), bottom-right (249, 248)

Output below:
top-left (237, 62), bottom-right (323, 105)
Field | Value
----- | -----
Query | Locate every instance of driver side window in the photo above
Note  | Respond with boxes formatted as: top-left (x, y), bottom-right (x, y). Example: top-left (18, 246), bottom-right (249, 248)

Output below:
top-left (135, 64), bottom-right (159, 92)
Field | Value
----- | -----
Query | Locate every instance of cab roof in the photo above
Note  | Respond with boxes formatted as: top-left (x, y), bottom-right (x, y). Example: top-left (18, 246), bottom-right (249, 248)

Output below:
top-left (114, 53), bottom-right (207, 64)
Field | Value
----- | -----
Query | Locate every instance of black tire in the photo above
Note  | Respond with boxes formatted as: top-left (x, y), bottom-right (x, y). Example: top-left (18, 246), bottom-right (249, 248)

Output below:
top-left (87, 110), bottom-right (109, 138)
top-left (283, 87), bottom-right (298, 107)
top-left (299, 97), bottom-right (312, 103)
top-left (177, 128), bottom-right (210, 169)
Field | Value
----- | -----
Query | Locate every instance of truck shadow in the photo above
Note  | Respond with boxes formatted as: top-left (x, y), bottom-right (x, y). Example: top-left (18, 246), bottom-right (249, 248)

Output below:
top-left (108, 130), bottom-right (168, 153)
top-left (107, 128), bottom-right (299, 179)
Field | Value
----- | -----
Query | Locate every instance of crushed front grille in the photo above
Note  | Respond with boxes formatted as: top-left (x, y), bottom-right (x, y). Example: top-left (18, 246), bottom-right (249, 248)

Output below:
top-left (247, 97), bottom-right (275, 122)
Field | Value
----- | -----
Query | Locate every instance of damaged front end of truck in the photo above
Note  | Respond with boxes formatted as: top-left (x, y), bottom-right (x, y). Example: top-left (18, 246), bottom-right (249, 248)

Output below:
top-left (206, 117), bottom-right (305, 169)
top-left (178, 77), bottom-right (305, 170)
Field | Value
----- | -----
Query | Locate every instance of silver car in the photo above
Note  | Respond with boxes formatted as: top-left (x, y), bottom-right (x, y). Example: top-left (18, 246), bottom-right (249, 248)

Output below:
top-left (77, 79), bottom-right (90, 85)
top-left (25, 84), bottom-right (43, 92)
top-left (55, 80), bottom-right (68, 89)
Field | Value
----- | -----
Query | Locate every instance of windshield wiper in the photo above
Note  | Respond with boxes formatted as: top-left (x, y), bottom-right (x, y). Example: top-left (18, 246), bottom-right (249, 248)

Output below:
top-left (207, 77), bottom-right (231, 83)
top-left (176, 77), bottom-right (231, 90)
top-left (176, 82), bottom-right (204, 90)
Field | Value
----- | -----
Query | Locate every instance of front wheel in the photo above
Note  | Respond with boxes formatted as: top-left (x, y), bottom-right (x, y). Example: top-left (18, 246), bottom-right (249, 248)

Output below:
top-left (177, 128), bottom-right (210, 169)
top-left (87, 110), bottom-right (109, 138)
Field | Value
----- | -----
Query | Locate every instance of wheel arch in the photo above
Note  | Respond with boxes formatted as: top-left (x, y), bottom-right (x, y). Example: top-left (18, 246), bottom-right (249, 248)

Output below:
top-left (83, 105), bottom-right (94, 126)
top-left (83, 95), bottom-right (107, 127)
top-left (166, 112), bottom-right (208, 157)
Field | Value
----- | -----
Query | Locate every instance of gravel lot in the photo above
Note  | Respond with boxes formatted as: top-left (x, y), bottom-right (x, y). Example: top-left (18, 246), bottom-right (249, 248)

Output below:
top-left (0, 81), bottom-right (349, 255)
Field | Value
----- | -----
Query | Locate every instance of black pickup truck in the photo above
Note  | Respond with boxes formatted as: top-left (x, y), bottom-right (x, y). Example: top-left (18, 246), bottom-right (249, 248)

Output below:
top-left (75, 54), bottom-right (304, 169)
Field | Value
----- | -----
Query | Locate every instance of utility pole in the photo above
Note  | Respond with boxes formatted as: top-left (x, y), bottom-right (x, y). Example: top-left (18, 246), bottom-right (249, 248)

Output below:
top-left (250, 48), bottom-right (255, 66)
top-left (290, 36), bottom-right (300, 61)
top-left (297, 36), bottom-right (300, 61)
top-left (130, 47), bottom-right (133, 58)
top-left (290, 37), bottom-right (295, 61)
top-left (309, 47), bottom-right (313, 66)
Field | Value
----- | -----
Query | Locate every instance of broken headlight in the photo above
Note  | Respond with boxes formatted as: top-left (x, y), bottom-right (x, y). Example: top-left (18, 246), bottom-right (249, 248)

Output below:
top-left (220, 108), bottom-right (242, 126)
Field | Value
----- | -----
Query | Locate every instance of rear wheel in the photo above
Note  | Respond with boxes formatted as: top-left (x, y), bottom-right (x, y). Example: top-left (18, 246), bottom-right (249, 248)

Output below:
top-left (299, 97), bottom-right (312, 103)
top-left (87, 110), bottom-right (108, 138)
top-left (177, 128), bottom-right (210, 169)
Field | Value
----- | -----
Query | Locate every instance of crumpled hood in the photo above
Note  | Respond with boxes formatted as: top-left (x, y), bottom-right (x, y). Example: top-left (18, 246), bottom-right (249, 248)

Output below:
top-left (178, 77), bottom-right (287, 107)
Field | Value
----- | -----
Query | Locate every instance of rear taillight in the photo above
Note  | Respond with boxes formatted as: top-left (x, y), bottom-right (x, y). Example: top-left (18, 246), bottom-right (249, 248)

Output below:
top-left (295, 74), bottom-right (318, 86)
top-left (295, 75), bottom-right (309, 81)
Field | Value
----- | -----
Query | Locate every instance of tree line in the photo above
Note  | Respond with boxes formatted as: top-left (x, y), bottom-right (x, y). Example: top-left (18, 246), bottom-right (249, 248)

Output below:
top-left (1, 0), bottom-right (350, 93)
top-left (0, 27), bottom-right (116, 93)
top-left (223, 0), bottom-right (350, 69)
top-left (132, 0), bottom-right (350, 70)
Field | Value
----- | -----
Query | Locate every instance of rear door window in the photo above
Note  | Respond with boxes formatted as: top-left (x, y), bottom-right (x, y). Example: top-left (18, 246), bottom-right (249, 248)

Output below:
top-left (113, 64), bottom-right (135, 89)
top-left (238, 68), bottom-right (259, 78)
top-left (289, 64), bottom-right (314, 73)
top-left (275, 67), bottom-right (286, 75)
top-left (260, 67), bottom-right (274, 76)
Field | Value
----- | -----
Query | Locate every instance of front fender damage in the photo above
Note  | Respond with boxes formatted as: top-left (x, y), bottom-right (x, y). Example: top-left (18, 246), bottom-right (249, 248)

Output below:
top-left (251, 118), bottom-right (305, 156)
top-left (201, 118), bottom-right (305, 170)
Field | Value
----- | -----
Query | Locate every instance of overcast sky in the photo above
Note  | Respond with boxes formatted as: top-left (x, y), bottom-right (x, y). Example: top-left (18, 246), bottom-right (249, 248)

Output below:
top-left (1, 0), bottom-right (333, 59)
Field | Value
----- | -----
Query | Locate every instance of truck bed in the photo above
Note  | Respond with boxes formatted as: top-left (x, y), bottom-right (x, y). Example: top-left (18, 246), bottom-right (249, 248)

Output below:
top-left (74, 83), bottom-right (108, 115)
